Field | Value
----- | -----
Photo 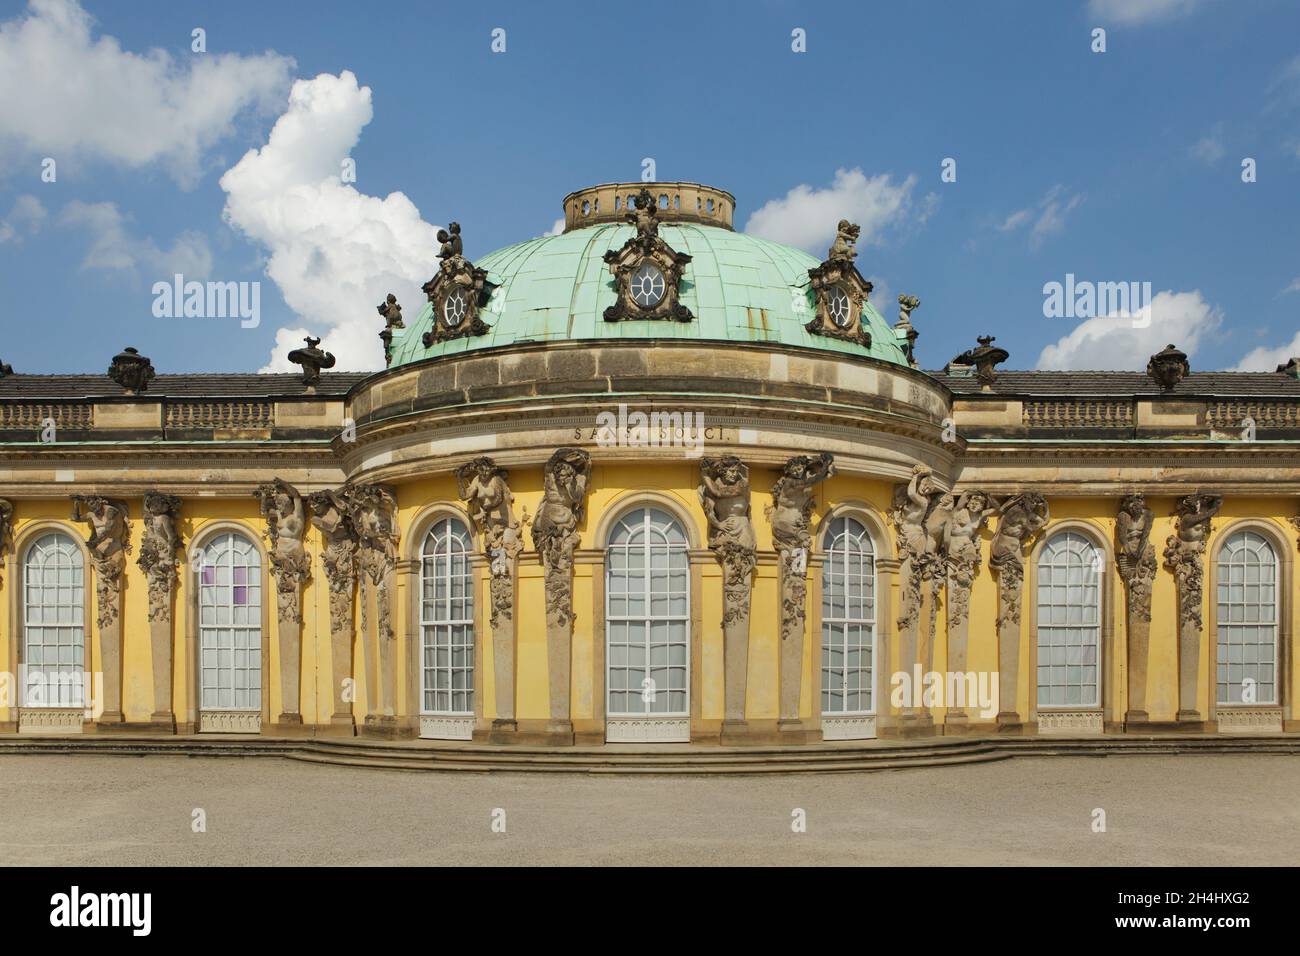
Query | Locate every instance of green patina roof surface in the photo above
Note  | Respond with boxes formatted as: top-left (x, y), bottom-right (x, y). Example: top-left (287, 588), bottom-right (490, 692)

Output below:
top-left (387, 224), bottom-right (910, 367)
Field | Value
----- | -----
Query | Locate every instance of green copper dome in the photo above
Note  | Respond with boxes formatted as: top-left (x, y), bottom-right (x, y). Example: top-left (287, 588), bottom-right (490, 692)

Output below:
top-left (387, 187), bottom-right (910, 368)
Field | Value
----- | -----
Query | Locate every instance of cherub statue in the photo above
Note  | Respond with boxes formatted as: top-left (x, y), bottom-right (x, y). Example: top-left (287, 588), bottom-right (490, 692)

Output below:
top-left (898, 294), bottom-right (921, 327)
top-left (377, 293), bottom-right (403, 330)
top-left (626, 188), bottom-right (660, 241)
top-left (827, 219), bottom-right (860, 264)
top-left (437, 222), bottom-right (463, 260)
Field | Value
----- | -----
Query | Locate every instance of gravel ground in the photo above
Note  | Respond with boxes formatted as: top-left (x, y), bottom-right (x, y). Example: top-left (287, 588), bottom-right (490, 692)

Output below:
top-left (0, 753), bottom-right (1296, 866)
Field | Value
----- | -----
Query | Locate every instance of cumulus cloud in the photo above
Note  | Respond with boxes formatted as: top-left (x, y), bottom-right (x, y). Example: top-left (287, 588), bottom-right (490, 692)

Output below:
top-left (543, 217), bottom-right (565, 237)
top-left (1035, 289), bottom-right (1222, 370)
top-left (0, 0), bottom-right (293, 187)
top-left (1088, 0), bottom-right (1204, 25)
top-left (999, 185), bottom-right (1084, 250)
top-left (59, 200), bottom-right (212, 278)
top-left (744, 168), bottom-right (932, 254)
top-left (0, 194), bottom-right (46, 243)
top-left (1231, 331), bottom-right (1300, 371)
top-left (220, 71), bottom-right (442, 372)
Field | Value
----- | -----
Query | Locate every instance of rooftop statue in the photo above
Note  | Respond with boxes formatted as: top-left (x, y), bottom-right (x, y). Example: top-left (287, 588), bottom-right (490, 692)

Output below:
top-left (827, 219), bottom-right (859, 264)
top-left (437, 222), bottom-right (464, 259)
top-left (108, 347), bottom-right (155, 394)
top-left (626, 188), bottom-right (660, 241)
top-left (377, 293), bottom-right (403, 330)
top-left (287, 336), bottom-right (336, 386)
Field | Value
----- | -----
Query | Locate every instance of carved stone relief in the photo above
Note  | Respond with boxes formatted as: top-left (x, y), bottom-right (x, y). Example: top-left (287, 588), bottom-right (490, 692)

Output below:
top-left (0, 498), bottom-right (12, 587)
top-left (805, 221), bottom-right (873, 347)
top-left (769, 453), bottom-right (834, 642)
top-left (422, 223), bottom-right (493, 346)
top-left (1117, 493), bottom-right (1157, 723)
top-left (458, 457), bottom-right (522, 628)
top-left (254, 479), bottom-right (311, 624)
top-left (71, 495), bottom-right (131, 630)
top-left (137, 492), bottom-right (181, 623)
top-left (531, 448), bottom-right (592, 629)
top-left (1164, 493), bottom-right (1221, 722)
top-left (603, 188), bottom-right (693, 323)
top-left (700, 456), bottom-right (756, 729)
top-left (987, 492), bottom-right (1050, 724)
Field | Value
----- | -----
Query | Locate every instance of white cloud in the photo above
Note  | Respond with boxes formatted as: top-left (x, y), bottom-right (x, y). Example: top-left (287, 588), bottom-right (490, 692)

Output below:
top-left (1231, 331), bottom-right (1300, 371)
top-left (1000, 185), bottom-right (1084, 250)
top-left (59, 200), bottom-right (212, 278)
top-left (0, 0), bottom-right (293, 187)
top-left (744, 168), bottom-right (926, 254)
top-left (1035, 289), bottom-right (1222, 370)
top-left (1280, 277), bottom-right (1300, 295)
top-left (543, 217), bottom-right (565, 237)
top-left (0, 194), bottom-right (45, 243)
top-left (1088, 0), bottom-right (1204, 26)
top-left (1189, 125), bottom-right (1226, 164)
top-left (219, 71), bottom-right (442, 372)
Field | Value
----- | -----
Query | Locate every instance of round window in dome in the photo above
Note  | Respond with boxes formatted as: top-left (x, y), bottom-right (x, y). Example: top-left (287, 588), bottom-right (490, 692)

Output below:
top-left (630, 262), bottom-right (667, 309)
top-left (828, 287), bottom-right (852, 328)
top-left (443, 289), bottom-right (468, 327)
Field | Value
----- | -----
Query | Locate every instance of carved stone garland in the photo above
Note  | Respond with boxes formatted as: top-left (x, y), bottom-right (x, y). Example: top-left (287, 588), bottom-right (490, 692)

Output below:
top-left (768, 453), bottom-right (834, 729)
top-left (137, 491), bottom-right (181, 727)
top-left (987, 492), bottom-right (1050, 728)
top-left (699, 456), bottom-right (756, 733)
top-left (307, 488), bottom-right (359, 731)
top-left (458, 457), bottom-right (523, 735)
top-left (603, 188), bottom-right (693, 323)
top-left (805, 220), bottom-right (874, 347)
top-left (1163, 493), bottom-right (1222, 723)
top-left (1116, 494), bottom-right (1157, 725)
top-left (255, 479), bottom-right (310, 727)
top-left (71, 495), bottom-right (131, 723)
top-left (531, 448), bottom-right (592, 740)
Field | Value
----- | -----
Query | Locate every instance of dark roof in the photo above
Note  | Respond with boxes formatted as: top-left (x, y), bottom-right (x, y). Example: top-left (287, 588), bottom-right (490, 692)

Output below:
top-left (930, 370), bottom-right (1300, 398)
top-left (0, 372), bottom-right (369, 400)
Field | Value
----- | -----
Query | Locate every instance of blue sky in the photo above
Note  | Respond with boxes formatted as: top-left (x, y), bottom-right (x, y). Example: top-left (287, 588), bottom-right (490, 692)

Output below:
top-left (0, 0), bottom-right (1298, 375)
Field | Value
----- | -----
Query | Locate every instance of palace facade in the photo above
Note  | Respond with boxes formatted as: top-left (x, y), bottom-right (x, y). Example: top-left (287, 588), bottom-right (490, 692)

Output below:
top-left (2, 181), bottom-right (1298, 746)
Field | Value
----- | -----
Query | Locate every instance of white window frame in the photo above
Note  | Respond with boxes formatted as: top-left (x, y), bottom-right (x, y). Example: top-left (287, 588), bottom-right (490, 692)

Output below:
top-left (1035, 531), bottom-right (1102, 710)
top-left (1215, 530), bottom-right (1279, 707)
top-left (21, 532), bottom-right (86, 709)
top-left (605, 507), bottom-right (690, 730)
top-left (820, 516), bottom-right (876, 718)
top-left (197, 531), bottom-right (263, 714)
top-left (420, 517), bottom-right (475, 718)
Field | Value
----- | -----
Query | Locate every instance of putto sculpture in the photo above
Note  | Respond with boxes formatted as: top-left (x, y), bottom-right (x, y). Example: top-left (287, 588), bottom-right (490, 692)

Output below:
top-left (895, 294), bottom-right (921, 366)
top-left (769, 453), bottom-right (835, 640)
top-left (107, 347), bottom-right (155, 394)
top-left (422, 222), bottom-right (492, 346)
top-left (254, 478), bottom-right (311, 623)
top-left (603, 187), bottom-right (693, 323)
top-left (287, 336), bottom-right (336, 386)
top-left (137, 491), bottom-right (181, 623)
top-left (377, 293), bottom-right (404, 366)
top-left (805, 220), bottom-right (873, 347)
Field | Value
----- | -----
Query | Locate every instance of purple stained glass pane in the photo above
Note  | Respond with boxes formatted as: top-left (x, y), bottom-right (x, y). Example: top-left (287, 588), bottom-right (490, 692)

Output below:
top-left (233, 586), bottom-right (247, 606)
top-left (234, 566), bottom-right (247, 586)
top-left (202, 565), bottom-right (216, 585)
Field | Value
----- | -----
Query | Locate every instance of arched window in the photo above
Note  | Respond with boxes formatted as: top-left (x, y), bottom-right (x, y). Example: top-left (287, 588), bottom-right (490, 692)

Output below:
top-left (197, 532), bottom-right (262, 715)
top-left (1035, 531), bottom-right (1101, 708)
top-left (821, 516), bottom-right (876, 717)
top-left (606, 508), bottom-right (689, 734)
top-left (22, 532), bottom-right (85, 708)
top-left (1216, 531), bottom-right (1279, 705)
top-left (420, 517), bottom-right (475, 719)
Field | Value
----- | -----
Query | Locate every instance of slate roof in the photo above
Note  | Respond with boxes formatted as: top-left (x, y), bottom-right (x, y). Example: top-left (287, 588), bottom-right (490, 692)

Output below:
top-left (0, 373), bottom-right (368, 399)
top-left (930, 370), bottom-right (1300, 398)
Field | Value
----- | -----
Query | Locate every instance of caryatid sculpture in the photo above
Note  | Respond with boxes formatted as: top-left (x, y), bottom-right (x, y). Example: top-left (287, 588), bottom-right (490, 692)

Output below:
top-left (987, 492), bottom-right (1050, 726)
top-left (137, 492), bottom-right (181, 623)
top-left (254, 479), bottom-right (310, 624)
top-left (699, 456), bottom-right (756, 732)
top-left (1164, 493), bottom-right (1222, 722)
top-left (458, 456), bottom-right (523, 735)
top-left (532, 448), bottom-right (592, 739)
top-left (769, 453), bottom-right (834, 730)
top-left (889, 465), bottom-right (947, 722)
top-left (71, 494), bottom-right (131, 723)
top-left (0, 498), bottom-right (13, 586)
top-left (769, 453), bottom-right (835, 641)
top-left (458, 457), bottom-right (523, 627)
top-left (941, 489), bottom-right (998, 723)
top-left (532, 448), bottom-right (592, 628)
top-left (308, 488), bottom-right (359, 728)
top-left (71, 495), bottom-right (131, 630)
top-left (1116, 494), bottom-right (1157, 723)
